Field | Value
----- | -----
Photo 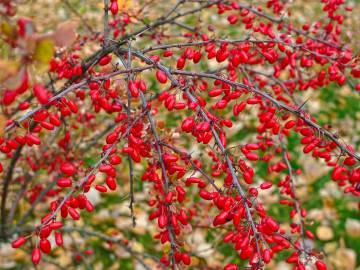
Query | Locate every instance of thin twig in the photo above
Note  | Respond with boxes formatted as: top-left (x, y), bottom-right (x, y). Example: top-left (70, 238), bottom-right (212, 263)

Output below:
top-left (161, 142), bottom-right (222, 193)
top-left (278, 135), bottom-right (307, 251)
top-left (60, 226), bottom-right (162, 270)
top-left (61, 0), bottom-right (96, 34)
top-left (138, 87), bottom-right (178, 270)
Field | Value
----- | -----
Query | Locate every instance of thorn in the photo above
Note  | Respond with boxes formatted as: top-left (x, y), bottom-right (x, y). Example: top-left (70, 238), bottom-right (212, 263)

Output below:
top-left (296, 96), bottom-right (311, 112)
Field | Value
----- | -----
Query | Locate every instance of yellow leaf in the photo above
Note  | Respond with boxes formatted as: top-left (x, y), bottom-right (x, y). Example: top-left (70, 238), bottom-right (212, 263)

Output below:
top-left (118, 0), bottom-right (132, 10)
top-left (0, 21), bottom-right (14, 38)
top-left (162, 242), bottom-right (171, 253)
top-left (34, 39), bottom-right (54, 64)
top-left (190, 256), bottom-right (199, 266)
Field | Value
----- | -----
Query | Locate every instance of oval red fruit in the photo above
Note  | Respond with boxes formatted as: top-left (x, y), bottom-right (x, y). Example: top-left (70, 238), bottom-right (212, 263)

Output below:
top-left (31, 248), bottom-right (41, 265)
top-left (156, 70), bottom-right (167, 84)
top-left (60, 163), bottom-right (76, 176)
top-left (33, 84), bottom-right (50, 105)
top-left (11, 236), bottom-right (27, 248)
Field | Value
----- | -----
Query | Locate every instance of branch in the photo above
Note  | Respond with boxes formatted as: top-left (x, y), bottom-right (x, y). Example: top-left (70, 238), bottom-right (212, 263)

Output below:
top-left (6, 1), bottom-right (218, 133)
top-left (5, 66), bottom-right (152, 133)
top-left (171, 69), bottom-right (360, 162)
top-left (6, 173), bottom-right (32, 226)
top-left (116, 43), bottom-right (137, 227)
top-left (103, 0), bottom-right (110, 46)
top-left (60, 226), bottom-right (164, 270)
top-left (138, 87), bottom-right (178, 270)
top-left (236, 3), bottom-right (342, 49)
top-left (0, 144), bottom-right (25, 239)
top-left (120, 48), bottom-right (264, 267)
top-left (61, 0), bottom-right (96, 34)
top-left (161, 142), bottom-right (222, 193)
top-left (36, 110), bottom-right (146, 230)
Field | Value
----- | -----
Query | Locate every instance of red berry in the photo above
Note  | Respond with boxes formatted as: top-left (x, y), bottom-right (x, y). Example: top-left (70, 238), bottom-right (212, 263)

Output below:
top-left (315, 261), bottom-right (327, 270)
top-left (99, 55), bottom-right (112, 66)
top-left (177, 57), bottom-right (186, 69)
top-left (55, 232), bottom-right (63, 246)
top-left (260, 182), bottom-right (272, 189)
top-left (95, 185), bottom-right (108, 193)
top-left (31, 248), bottom-right (41, 265)
top-left (57, 178), bottom-right (72, 188)
top-left (2, 90), bottom-right (16, 105)
top-left (60, 163), bottom-right (76, 176)
top-left (109, 155), bottom-right (122, 165)
top-left (156, 70), bottom-right (167, 84)
top-left (68, 208), bottom-right (80, 220)
top-left (106, 176), bottom-right (117, 190)
top-left (33, 84), bottom-right (50, 105)
top-left (39, 238), bottom-right (51, 254)
top-left (227, 14), bottom-right (238, 24)
top-left (110, 1), bottom-right (118, 15)
top-left (182, 253), bottom-right (191, 265)
top-left (106, 132), bottom-right (118, 144)
top-left (128, 80), bottom-right (139, 97)
top-left (11, 236), bottom-right (27, 248)
top-left (224, 264), bottom-right (238, 270)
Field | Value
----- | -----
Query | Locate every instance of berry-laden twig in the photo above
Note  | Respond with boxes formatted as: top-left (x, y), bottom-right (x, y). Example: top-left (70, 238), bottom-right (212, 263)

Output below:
top-left (2, 1), bottom-right (359, 269)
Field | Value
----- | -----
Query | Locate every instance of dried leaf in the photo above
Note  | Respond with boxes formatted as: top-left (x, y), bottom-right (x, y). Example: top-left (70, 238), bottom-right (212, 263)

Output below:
top-left (316, 226), bottom-right (334, 241)
top-left (131, 242), bottom-right (144, 253)
top-left (2, 67), bottom-right (26, 90)
top-left (52, 21), bottom-right (78, 47)
top-left (0, 60), bottom-right (19, 84)
top-left (0, 113), bottom-right (7, 137)
top-left (345, 218), bottom-right (360, 238)
top-left (330, 247), bottom-right (356, 270)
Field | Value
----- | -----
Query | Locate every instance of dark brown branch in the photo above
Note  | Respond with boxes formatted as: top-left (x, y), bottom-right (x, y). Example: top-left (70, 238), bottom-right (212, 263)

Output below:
top-left (0, 144), bottom-right (25, 240)
top-left (6, 173), bottom-right (32, 226)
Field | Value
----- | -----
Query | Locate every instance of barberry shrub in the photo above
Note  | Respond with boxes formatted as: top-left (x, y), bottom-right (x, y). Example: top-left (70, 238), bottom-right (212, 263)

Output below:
top-left (0, 0), bottom-right (359, 269)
